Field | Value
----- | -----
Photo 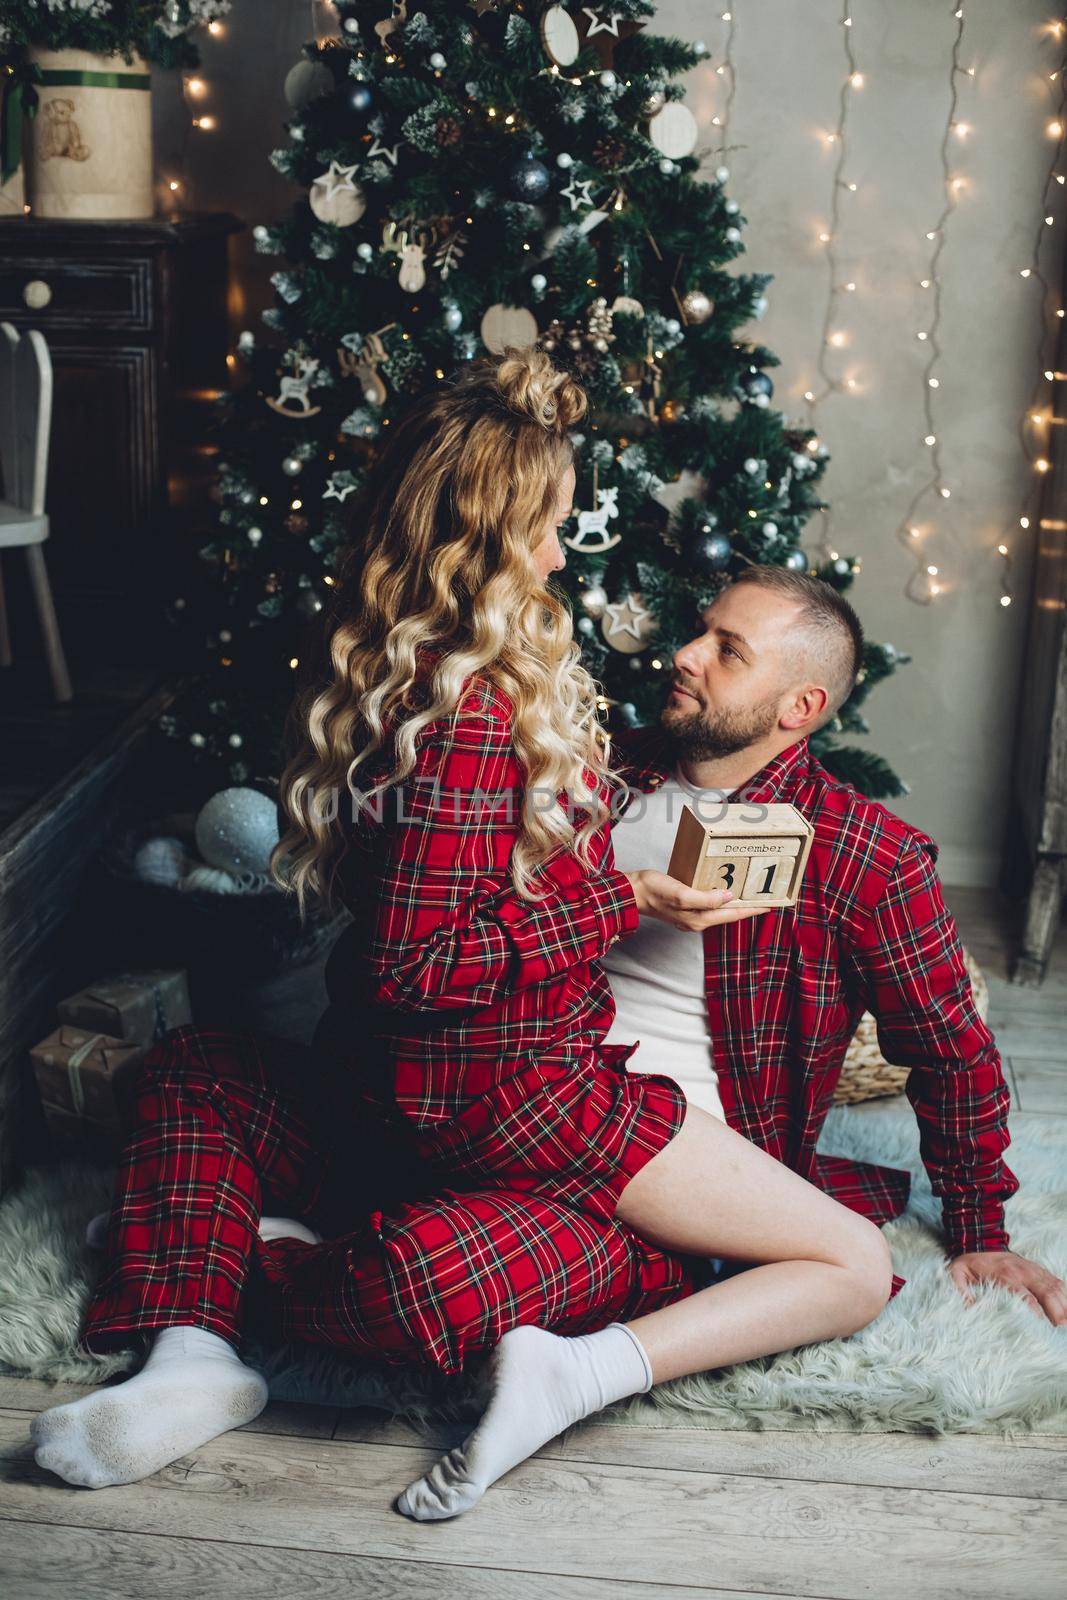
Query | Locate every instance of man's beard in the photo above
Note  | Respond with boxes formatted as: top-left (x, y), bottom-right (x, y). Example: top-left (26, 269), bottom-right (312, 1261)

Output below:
top-left (661, 689), bottom-right (780, 761)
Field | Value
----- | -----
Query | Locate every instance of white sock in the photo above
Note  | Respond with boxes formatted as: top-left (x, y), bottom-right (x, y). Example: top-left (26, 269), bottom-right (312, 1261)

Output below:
top-left (258, 1215), bottom-right (323, 1245)
top-left (394, 1321), bottom-right (653, 1521)
top-left (30, 1324), bottom-right (268, 1489)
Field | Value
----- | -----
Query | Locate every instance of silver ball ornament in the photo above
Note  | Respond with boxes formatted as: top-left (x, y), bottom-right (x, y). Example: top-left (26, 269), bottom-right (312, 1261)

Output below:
top-left (577, 616), bottom-right (595, 636)
top-left (599, 70), bottom-right (616, 88)
top-left (762, 521), bottom-right (778, 537)
top-left (785, 549), bottom-right (808, 572)
top-left (247, 526), bottom-right (263, 545)
top-left (715, 165), bottom-right (730, 182)
top-left (356, 241), bottom-right (374, 261)
top-left (429, 51), bottom-right (447, 69)
top-left (530, 272), bottom-right (547, 292)
top-left (556, 151), bottom-right (573, 169)
top-left (726, 227), bottom-right (741, 243)
top-left (581, 582), bottom-right (608, 618)
top-left (681, 289), bottom-right (713, 323)
top-left (282, 455), bottom-right (303, 477)
top-left (443, 304), bottom-right (463, 331)
top-left (743, 458), bottom-right (760, 475)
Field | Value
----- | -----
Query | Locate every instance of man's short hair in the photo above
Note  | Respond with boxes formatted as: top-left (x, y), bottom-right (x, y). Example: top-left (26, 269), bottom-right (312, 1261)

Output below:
top-left (725, 566), bottom-right (865, 726)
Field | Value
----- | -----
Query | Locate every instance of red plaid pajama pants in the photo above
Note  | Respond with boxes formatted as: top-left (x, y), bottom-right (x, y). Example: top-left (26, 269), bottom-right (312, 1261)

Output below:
top-left (79, 1026), bottom-right (705, 1374)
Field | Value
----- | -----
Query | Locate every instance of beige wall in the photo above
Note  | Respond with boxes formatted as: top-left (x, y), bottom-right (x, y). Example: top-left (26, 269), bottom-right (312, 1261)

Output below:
top-left (153, 0), bottom-right (1062, 885)
top-left (654, 0), bottom-right (1062, 884)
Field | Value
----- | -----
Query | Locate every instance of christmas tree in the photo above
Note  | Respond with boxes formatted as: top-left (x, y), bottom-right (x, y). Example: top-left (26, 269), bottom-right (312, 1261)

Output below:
top-left (165, 0), bottom-right (907, 800)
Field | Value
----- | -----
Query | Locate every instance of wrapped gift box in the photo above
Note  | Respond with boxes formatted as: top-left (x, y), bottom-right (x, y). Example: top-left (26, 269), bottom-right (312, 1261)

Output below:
top-left (55, 968), bottom-right (191, 1046)
top-left (29, 1025), bottom-right (148, 1150)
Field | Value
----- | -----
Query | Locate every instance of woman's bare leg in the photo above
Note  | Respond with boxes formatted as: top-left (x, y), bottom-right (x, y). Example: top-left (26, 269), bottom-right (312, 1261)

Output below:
top-left (396, 1104), bottom-right (893, 1521)
top-left (615, 1104), bottom-right (894, 1382)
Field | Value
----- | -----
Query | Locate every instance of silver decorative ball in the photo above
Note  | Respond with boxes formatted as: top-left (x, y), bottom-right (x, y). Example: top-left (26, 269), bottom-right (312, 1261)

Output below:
top-left (599, 70), bottom-right (616, 88)
top-left (581, 582), bottom-right (608, 617)
top-left (743, 458), bottom-right (760, 475)
top-left (356, 241), bottom-right (374, 261)
top-left (725, 199), bottom-right (739, 214)
top-left (556, 151), bottom-right (573, 169)
top-left (642, 90), bottom-right (665, 116)
top-left (430, 51), bottom-right (447, 69)
top-left (785, 548), bottom-right (808, 571)
top-left (228, 733), bottom-right (243, 748)
top-left (762, 521), bottom-right (778, 536)
top-left (531, 272), bottom-right (547, 292)
top-left (577, 616), bottom-right (595, 636)
top-left (726, 227), bottom-right (741, 243)
top-left (444, 304), bottom-right (463, 331)
top-left (715, 165), bottom-right (730, 182)
top-left (659, 159), bottom-right (676, 175)
top-left (282, 455), bottom-right (303, 476)
top-left (247, 527), bottom-right (263, 545)
top-left (195, 787), bottom-right (280, 877)
top-left (190, 732), bottom-right (206, 748)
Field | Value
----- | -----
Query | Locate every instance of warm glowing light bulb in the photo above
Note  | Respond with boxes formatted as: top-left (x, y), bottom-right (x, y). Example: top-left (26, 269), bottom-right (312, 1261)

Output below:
top-left (1020, 516), bottom-right (1031, 528)
top-left (907, 526), bottom-right (921, 538)
top-left (927, 565), bottom-right (939, 576)
top-left (803, 390), bottom-right (815, 401)
top-left (168, 180), bottom-right (180, 191)
top-left (939, 487), bottom-right (951, 498)
top-left (850, 72), bottom-right (864, 88)
top-left (187, 77), bottom-right (205, 96)
top-left (1000, 594), bottom-right (1012, 606)
top-left (924, 434), bottom-right (936, 445)
top-left (844, 281), bottom-right (856, 291)
top-left (920, 278), bottom-right (932, 288)
top-left (926, 230), bottom-right (937, 240)
top-left (954, 121), bottom-right (971, 137)
top-left (1020, 268), bottom-right (1032, 278)
top-left (829, 331), bottom-right (846, 346)
top-left (847, 181), bottom-right (857, 191)
top-left (1036, 457), bottom-right (1051, 471)
top-left (819, 231), bottom-right (832, 242)
top-left (929, 378), bottom-right (940, 388)
top-left (997, 543), bottom-right (1009, 555)
top-left (1049, 121), bottom-right (1064, 138)
top-left (917, 331), bottom-right (928, 340)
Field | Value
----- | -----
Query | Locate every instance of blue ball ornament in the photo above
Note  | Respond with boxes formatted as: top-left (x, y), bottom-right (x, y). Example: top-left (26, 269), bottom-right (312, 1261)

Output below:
top-left (784, 548), bottom-right (808, 572)
top-left (510, 151), bottom-right (551, 201)
top-left (692, 529), bottom-right (732, 573)
top-left (740, 369), bottom-right (774, 402)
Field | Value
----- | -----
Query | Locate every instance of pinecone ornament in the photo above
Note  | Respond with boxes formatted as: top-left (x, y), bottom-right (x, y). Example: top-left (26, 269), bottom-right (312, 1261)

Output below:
top-left (435, 115), bottom-right (462, 148)
top-left (593, 134), bottom-right (627, 169)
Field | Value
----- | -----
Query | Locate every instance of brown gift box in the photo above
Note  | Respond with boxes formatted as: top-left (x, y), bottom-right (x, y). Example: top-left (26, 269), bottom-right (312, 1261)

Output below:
top-left (55, 968), bottom-right (192, 1046)
top-left (29, 1025), bottom-right (149, 1146)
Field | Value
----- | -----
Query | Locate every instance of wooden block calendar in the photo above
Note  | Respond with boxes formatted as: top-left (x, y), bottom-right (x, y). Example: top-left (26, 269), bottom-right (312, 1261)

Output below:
top-left (667, 801), bottom-right (815, 908)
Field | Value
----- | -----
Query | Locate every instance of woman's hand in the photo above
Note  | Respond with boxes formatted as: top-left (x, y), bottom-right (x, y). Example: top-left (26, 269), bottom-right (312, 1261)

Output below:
top-left (624, 870), bottom-right (771, 932)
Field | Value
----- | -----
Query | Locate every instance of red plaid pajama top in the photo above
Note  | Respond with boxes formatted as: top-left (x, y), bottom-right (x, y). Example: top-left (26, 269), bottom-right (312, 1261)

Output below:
top-left (609, 724), bottom-right (1019, 1260)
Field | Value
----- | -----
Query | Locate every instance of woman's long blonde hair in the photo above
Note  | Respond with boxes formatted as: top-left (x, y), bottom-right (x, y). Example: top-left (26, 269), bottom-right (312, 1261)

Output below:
top-left (271, 346), bottom-right (631, 918)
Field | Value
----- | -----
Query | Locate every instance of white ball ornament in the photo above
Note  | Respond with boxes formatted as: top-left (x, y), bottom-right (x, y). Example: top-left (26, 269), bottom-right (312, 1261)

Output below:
top-left (228, 733), bottom-right (243, 748)
top-left (133, 837), bottom-right (189, 888)
top-left (195, 787), bottom-right (280, 878)
top-left (581, 582), bottom-right (608, 617)
top-left (443, 304), bottom-right (463, 331)
top-left (599, 70), bottom-right (616, 89)
top-left (578, 616), bottom-right (595, 636)
top-left (792, 452), bottom-right (809, 471)
top-left (247, 526), bottom-right (262, 544)
top-left (356, 241), bottom-right (374, 261)
top-left (726, 227), bottom-right (741, 243)
top-left (762, 521), bottom-right (778, 536)
top-left (282, 455), bottom-right (303, 476)
top-left (556, 151), bottom-right (573, 169)
top-left (715, 165), bottom-right (730, 182)
top-left (190, 732), bottom-right (206, 748)
top-left (253, 224), bottom-right (269, 245)
top-left (530, 272), bottom-right (547, 292)
top-left (659, 159), bottom-right (676, 175)
top-left (430, 51), bottom-right (447, 69)
top-left (743, 458), bottom-right (760, 474)
top-left (725, 200), bottom-right (739, 214)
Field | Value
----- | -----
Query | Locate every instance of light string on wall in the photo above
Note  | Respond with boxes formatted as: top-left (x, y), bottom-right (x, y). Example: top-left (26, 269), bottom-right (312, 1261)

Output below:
top-left (889, 0), bottom-right (970, 607)
top-left (711, 8), bottom-right (738, 153)
top-left (800, 1), bottom-right (864, 572)
top-left (164, 12), bottom-right (226, 207)
top-left (1005, 17), bottom-right (1067, 612)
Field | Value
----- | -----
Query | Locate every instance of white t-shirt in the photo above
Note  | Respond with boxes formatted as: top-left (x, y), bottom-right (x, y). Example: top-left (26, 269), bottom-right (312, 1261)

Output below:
top-left (601, 769), bottom-right (735, 1120)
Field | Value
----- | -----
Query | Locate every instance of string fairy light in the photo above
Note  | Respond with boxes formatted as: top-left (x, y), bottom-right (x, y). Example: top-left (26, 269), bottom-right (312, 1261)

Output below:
top-left (163, 13), bottom-right (228, 207)
top-left (803, 2), bottom-right (865, 563)
top-left (890, 0), bottom-right (971, 606)
top-left (1000, 18), bottom-right (1067, 611)
top-left (713, 8), bottom-right (738, 155)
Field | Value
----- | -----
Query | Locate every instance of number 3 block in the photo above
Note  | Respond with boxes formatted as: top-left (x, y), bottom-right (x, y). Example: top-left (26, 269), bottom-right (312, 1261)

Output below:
top-left (667, 802), bottom-right (815, 908)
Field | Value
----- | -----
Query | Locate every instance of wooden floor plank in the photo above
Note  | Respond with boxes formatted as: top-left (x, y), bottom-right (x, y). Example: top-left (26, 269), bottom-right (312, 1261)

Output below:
top-left (1, 1413), bottom-right (1062, 1600)
top-left (0, 1519), bottom-right (773, 1600)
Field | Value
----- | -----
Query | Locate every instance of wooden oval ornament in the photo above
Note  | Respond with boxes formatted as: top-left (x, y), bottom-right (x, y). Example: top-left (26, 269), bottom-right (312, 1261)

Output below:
top-left (540, 5), bottom-right (581, 67)
top-left (648, 101), bottom-right (698, 159)
top-left (480, 302), bottom-right (539, 353)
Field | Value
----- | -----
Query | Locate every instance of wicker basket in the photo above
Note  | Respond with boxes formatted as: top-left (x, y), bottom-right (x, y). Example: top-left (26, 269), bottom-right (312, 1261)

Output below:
top-left (833, 946), bottom-right (989, 1104)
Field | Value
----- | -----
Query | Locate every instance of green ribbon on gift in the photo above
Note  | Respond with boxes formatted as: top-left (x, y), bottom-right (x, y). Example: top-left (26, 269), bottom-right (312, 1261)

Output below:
top-left (1, 73), bottom-right (34, 187)
top-left (38, 69), bottom-right (151, 91)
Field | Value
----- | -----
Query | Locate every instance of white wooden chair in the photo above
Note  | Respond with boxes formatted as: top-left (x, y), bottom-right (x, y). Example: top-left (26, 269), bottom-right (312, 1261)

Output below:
top-left (0, 321), bottom-right (72, 702)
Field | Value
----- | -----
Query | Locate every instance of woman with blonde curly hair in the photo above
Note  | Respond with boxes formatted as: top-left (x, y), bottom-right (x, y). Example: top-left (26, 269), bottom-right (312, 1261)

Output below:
top-left (32, 348), bottom-right (892, 1520)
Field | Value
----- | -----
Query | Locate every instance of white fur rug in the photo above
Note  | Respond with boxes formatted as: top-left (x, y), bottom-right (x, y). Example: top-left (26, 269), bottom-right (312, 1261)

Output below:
top-left (1, 1101), bottom-right (1065, 1436)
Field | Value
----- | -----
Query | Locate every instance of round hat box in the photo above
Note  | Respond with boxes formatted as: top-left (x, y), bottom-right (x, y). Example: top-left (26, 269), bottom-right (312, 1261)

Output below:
top-left (25, 47), bottom-right (154, 219)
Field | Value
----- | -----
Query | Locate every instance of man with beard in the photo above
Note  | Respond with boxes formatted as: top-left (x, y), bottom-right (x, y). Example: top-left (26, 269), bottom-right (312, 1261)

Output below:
top-left (604, 564), bottom-right (1067, 1324)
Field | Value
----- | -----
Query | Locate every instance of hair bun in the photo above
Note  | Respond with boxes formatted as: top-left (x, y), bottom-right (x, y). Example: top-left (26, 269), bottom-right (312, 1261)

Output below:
top-left (493, 346), bottom-right (587, 433)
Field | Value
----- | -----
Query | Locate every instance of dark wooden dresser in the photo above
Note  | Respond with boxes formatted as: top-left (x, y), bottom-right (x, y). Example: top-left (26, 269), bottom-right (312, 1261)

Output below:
top-left (0, 210), bottom-right (242, 667)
